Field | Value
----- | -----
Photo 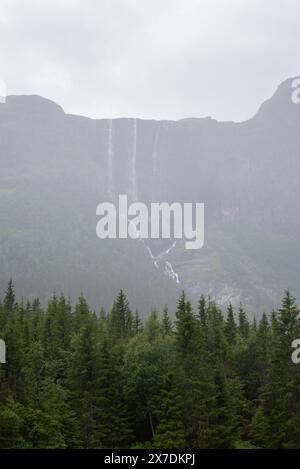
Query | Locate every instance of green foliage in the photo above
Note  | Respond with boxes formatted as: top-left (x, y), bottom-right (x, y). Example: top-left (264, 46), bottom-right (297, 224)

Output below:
top-left (225, 304), bottom-right (237, 345)
top-left (153, 370), bottom-right (186, 448)
top-left (250, 291), bottom-right (300, 448)
top-left (0, 281), bottom-right (299, 448)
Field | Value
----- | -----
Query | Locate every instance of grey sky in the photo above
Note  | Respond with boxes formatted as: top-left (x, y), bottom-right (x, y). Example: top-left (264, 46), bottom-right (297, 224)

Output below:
top-left (0, 0), bottom-right (299, 121)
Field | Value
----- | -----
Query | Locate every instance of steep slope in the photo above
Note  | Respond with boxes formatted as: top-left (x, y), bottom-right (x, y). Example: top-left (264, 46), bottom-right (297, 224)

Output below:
top-left (0, 77), bottom-right (299, 314)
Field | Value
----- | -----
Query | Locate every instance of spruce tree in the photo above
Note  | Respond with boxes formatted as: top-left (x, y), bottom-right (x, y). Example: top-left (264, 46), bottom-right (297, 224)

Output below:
top-left (162, 306), bottom-right (173, 336)
top-left (110, 290), bottom-right (133, 340)
top-left (4, 279), bottom-right (16, 315)
top-left (153, 370), bottom-right (186, 448)
top-left (68, 317), bottom-right (102, 447)
top-left (251, 291), bottom-right (300, 448)
top-left (198, 294), bottom-right (208, 332)
top-left (133, 310), bottom-right (143, 335)
top-left (225, 303), bottom-right (237, 345)
top-left (238, 304), bottom-right (250, 340)
top-left (176, 298), bottom-right (221, 448)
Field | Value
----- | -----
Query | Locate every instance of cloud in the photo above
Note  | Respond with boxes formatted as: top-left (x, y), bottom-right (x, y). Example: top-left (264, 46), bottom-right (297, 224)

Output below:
top-left (0, 0), bottom-right (299, 121)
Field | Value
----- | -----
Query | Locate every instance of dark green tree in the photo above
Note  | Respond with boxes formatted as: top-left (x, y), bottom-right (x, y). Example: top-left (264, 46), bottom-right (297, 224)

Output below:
top-left (225, 303), bottom-right (237, 345)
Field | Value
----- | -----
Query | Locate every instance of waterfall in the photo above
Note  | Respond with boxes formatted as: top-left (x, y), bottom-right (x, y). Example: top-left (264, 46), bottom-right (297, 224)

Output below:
top-left (129, 118), bottom-right (138, 201)
top-left (144, 241), bottom-right (180, 283)
top-left (151, 124), bottom-right (161, 197)
top-left (156, 241), bottom-right (177, 260)
top-left (146, 246), bottom-right (159, 269)
top-left (107, 119), bottom-right (114, 199)
top-left (165, 261), bottom-right (180, 284)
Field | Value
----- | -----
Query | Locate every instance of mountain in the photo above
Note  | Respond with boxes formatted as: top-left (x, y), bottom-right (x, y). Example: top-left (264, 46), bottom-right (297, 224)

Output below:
top-left (0, 77), bottom-right (300, 315)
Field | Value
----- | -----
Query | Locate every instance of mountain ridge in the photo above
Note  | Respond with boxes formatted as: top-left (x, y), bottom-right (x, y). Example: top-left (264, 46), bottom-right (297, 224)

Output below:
top-left (4, 75), bottom-right (300, 124)
top-left (0, 77), bottom-right (299, 315)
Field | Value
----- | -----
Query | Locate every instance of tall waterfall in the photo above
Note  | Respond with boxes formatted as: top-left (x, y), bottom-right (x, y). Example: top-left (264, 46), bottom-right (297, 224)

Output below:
top-left (129, 118), bottom-right (138, 201)
top-left (152, 124), bottom-right (160, 196)
top-left (107, 119), bottom-right (114, 199)
top-left (145, 241), bottom-right (180, 283)
top-left (165, 261), bottom-right (180, 284)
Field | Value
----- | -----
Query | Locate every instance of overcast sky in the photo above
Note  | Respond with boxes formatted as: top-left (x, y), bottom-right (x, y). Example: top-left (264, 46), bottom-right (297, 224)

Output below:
top-left (0, 0), bottom-right (299, 121)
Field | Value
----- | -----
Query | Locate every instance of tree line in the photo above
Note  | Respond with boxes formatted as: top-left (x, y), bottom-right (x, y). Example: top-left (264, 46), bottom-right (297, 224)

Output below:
top-left (0, 280), bottom-right (300, 449)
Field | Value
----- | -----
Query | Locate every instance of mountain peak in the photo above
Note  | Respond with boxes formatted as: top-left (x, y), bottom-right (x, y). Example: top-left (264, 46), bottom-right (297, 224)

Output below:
top-left (253, 76), bottom-right (300, 123)
top-left (0, 94), bottom-right (64, 117)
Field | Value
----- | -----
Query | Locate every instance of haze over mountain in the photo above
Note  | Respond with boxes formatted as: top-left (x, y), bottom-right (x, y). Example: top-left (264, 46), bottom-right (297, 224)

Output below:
top-left (0, 77), bottom-right (299, 316)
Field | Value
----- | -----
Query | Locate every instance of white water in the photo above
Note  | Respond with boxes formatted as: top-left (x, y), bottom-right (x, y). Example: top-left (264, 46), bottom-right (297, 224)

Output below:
top-left (126, 119), bottom-right (180, 284)
top-left (126, 228), bottom-right (180, 284)
top-left (145, 241), bottom-right (180, 283)
top-left (165, 261), bottom-right (180, 284)
top-left (130, 118), bottom-right (138, 201)
top-left (127, 221), bottom-right (159, 270)
top-left (152, 125), bottom-right (160, 190)
top-left (146, 246), bottom-right (159, 269)
top-left (156, 241), bottom-right (177, 260)
top-left (107, 119), bottom-right (114, 198)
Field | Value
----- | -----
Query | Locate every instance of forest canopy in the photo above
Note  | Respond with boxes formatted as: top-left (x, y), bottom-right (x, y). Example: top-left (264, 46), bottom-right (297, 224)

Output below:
top-left (0, 281), bottom-right (300, 449)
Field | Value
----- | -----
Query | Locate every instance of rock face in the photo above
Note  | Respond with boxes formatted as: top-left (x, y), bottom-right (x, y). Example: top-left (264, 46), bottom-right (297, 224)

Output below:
top-left (0, 77), bottom-right (300, 315)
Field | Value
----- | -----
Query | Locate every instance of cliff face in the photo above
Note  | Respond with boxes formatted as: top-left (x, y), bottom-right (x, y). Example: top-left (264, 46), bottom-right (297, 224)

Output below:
top-left (0, 78), bottom-right (300, 314)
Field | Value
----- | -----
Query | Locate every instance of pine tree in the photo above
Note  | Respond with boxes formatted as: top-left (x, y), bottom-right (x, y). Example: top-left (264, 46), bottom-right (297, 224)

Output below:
top-left (206, 300), bottom-right (228, 366)
top-left (251, 291), bottom-right (300, 448)
top-left (96, 337), bottom-right (131, 448)
top-left (153, 370), bottom-right (186, 448)
top-left (198, 294), bottom-right (207, 332)
top-left (68, 317), bottom-right (102, 448)
top-left (162, 306), bottom-right (173, 336)
top-left (255, 313), bottom-right (270, 391)
top-left (30, 298), bottom-right (44, 342)
top-left (4, 279), bottom-right (16, 314)
top-left (73, 294), bottom-right (91, 332)
top-left (2, 308), bottom-right (26, 401)
top-left (110, 290), bottom-right (133, 340)
top-left (0, 398), bottom-right (25, 448)
top-left (238, 304), bottom-right (250, 339)
top-left (123, 312), bottom-right (171, 444)
top-left (225, 303), bottom-right (237, 345)
top-left (176, 298), bottom-right (223, 448)
top-left (98, 307), bottom-right (108, 335)
top-left (133, 310), bottom-right (143, 335)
